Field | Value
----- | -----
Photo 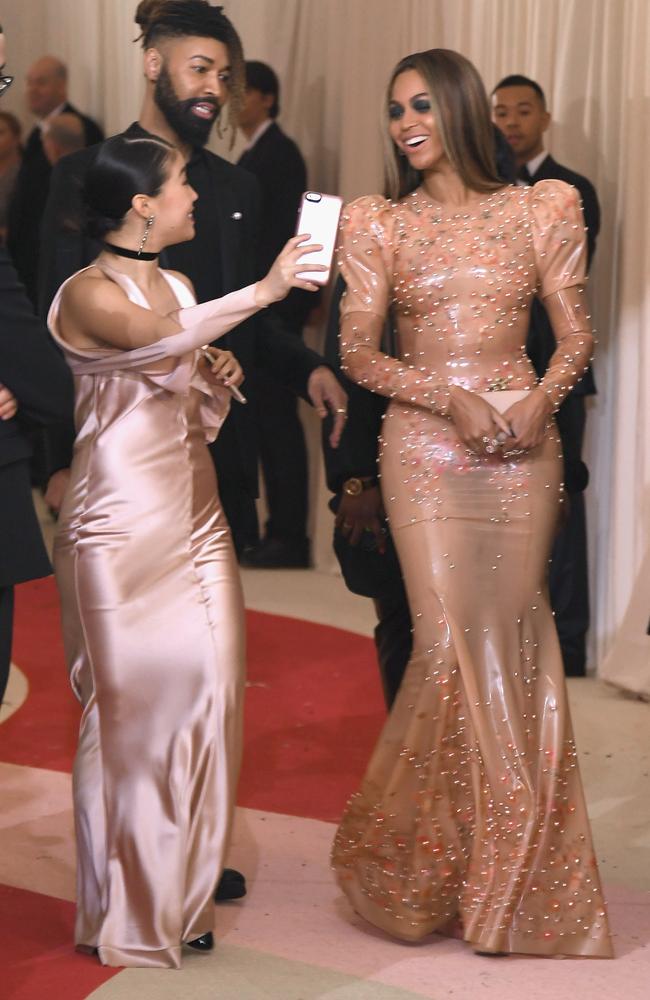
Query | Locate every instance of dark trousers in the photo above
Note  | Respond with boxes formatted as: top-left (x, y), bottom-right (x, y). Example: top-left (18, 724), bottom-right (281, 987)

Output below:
top-left (0, 585), bottom-right (14, 705)
top-left (253, 368), bottom-right (309, 544)
top-left (373, 583), bottom-right (412, 709)
top-left (215, 473), bottom-right (260, 557)
top-left (550, 396), bottom-right (589, 675)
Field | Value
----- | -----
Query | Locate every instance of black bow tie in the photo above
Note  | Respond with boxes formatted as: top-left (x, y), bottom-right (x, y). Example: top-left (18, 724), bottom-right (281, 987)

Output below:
top-left (518, 164), bottom-right (533, 184)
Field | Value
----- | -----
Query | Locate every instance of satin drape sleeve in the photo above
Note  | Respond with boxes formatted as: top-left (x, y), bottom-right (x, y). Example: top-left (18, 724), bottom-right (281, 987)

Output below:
top-left (47, 280), bottom-right (260, 371)
top-left (531, 180), bottom-right (594, 411)
top-left (338, 196), bottom-right (452, 416)
top-left (153, 283), bottom-right (260, 359)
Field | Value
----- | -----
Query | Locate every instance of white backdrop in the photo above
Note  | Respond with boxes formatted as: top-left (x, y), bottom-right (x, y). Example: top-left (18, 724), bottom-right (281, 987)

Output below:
top-left (2, 0), bottom-right (649, 683)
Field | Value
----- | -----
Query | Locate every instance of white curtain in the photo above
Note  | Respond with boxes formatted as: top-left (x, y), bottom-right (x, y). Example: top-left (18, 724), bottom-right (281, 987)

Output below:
top-left (3, 0), bottom-right (649, 686)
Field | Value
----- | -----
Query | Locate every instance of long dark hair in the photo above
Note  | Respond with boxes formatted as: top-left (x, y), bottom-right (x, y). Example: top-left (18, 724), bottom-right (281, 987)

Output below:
top-left (383, 49), bottom-right (504, 201)
top-left (83, 134), bottom-right (175, 240)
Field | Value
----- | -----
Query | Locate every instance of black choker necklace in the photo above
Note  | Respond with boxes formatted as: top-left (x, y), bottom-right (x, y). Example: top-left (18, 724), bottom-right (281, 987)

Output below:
top-left (103, 242), bottom-right (159, 261)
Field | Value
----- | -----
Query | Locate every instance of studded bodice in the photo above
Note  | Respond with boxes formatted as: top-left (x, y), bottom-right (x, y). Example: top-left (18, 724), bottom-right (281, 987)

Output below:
top-left (338, 180), bottom-right (592, 414)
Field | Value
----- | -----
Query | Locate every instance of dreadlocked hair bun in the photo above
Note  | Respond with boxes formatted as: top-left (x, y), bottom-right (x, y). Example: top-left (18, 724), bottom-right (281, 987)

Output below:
top-left (134, 0), bottom-right (167, 36)
top-left (133, 1), bottom-right (244, 149)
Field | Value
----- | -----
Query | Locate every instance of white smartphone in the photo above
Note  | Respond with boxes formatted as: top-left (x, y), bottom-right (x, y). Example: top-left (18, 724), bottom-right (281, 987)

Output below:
top-left (295, 191), bottom-right (343, 285)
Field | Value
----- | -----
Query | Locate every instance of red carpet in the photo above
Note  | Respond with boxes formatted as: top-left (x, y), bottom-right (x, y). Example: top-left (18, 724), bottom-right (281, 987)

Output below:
top-left (1, 577), bottom-right (385, 996)
top-left (2, 576), bottom-right (385, 821)
top-left (0, 885), bottom-right (118, 1000)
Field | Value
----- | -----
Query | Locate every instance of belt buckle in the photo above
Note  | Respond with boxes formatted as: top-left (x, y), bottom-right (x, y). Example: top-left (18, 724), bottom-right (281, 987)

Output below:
top-left (487, 376), bottom-right (511, 392)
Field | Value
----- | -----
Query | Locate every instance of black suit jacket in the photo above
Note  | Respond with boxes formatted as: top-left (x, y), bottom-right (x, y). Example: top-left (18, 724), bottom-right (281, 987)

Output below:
top-left (322, 275), bottom-right (387, 494)
top-left (321, 276), bottom-right (403, 600)
top-left (238, 121), bottom-right (313, 331)
top-left (38, 122), bottom-right (324, 498)
top-left (7, 102), bottom-right (104, 305)
top-left (0, 249), bottom-right (74, 585)
top-left (526, 154), bottom-right (600, 396)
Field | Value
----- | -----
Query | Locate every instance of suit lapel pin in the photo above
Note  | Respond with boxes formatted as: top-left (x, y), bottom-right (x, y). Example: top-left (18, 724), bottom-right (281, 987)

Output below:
top-left (231, 211), bottom-right (242, 220)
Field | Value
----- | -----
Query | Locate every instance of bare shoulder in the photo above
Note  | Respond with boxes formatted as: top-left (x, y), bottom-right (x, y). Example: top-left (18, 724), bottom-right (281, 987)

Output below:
top-left (62, 266), bottom-right (127, 312)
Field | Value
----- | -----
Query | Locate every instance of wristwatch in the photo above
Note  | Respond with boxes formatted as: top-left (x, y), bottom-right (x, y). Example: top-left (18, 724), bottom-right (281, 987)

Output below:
top-left (342, 476), bottom-right (377, 497)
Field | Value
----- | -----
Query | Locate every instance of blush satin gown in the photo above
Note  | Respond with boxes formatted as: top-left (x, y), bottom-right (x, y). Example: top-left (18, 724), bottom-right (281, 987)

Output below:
top-left (48, 262), bottom-right (259, 968)
top-left (331, 180), bottom-right (613, 958)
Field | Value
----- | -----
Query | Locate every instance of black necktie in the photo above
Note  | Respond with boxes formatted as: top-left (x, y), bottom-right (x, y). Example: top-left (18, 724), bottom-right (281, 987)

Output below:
top-left (518, 164), bottom-right (533, 184)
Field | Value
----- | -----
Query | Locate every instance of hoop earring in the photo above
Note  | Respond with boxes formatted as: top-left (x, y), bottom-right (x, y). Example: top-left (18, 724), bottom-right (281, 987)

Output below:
top-left (138, 215), bottom-right (155, 256)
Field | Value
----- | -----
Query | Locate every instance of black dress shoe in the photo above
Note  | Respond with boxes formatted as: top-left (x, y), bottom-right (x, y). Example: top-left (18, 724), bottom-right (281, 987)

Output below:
top-left (187, 931), bottom-right (214, 951)
top-left (214, 867), bottom-right (247, 902)
top-left (239, 537), bottom-right (310, 569)
top-left (75, 944), bottom-right (98, 956)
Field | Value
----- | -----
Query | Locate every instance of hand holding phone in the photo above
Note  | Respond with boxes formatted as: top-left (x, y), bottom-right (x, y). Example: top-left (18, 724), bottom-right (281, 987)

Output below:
top-left (295, 191), bottom-right (343, 285)
top-left (255, 232), bottom-right (326, 307)
top-left (200, 347), bottom-right (247, 404)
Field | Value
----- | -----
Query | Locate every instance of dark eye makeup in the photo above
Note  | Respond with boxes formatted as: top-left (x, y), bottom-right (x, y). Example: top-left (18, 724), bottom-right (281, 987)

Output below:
top-left (388, 94), bottom-right (432, 120)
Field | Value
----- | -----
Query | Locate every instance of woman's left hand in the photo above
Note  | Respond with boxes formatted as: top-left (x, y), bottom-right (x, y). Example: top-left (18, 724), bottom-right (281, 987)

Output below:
top-left (503, 388), bottom-right (554, 453)
top-left (201, 348), bottom-right (244, 388)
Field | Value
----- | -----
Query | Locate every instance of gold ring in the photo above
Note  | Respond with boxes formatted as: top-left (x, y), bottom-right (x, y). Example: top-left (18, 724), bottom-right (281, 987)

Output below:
top-left (336, 408), bottom-right (347, 414)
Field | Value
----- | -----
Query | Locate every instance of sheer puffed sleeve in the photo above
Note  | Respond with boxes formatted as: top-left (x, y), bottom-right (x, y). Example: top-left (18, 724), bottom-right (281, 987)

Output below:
top-left (338, 196), bottom-right (452, 416)
top-left (531, 180), bottom-right (594, 411)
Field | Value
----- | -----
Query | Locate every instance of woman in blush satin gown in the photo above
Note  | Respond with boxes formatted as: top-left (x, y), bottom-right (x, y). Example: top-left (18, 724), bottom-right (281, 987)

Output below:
top-left (48, 135), bottom-right (323, 968)
top-left (331, 49), bottom-right (613, 959)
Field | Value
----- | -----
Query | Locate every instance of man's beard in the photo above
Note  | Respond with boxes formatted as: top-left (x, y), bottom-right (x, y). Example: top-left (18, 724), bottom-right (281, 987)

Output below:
top-left (154, 64), bottom-right (220, 148)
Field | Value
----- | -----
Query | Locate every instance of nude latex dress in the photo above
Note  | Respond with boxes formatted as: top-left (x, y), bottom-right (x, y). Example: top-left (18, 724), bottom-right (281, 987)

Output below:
top-left (331, 181), bottom-right (613, 958)
top-left (48, 263), bottom-right (259, 968)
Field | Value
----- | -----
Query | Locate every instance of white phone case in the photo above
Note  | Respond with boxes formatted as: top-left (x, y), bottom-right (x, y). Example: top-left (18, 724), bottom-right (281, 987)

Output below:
top-left (295, 191), bottom-right (343, 285)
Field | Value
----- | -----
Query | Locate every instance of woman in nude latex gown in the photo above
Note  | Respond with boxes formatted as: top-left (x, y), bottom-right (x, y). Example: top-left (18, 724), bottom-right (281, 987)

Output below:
top-left (48, 135), bottom-right (322, 968)
top-left (331, 49), bottom-right (612, 959)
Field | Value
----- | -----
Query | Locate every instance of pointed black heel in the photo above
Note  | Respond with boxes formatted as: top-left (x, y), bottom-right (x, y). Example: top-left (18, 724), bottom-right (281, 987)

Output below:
top-left (187, 931), bottom-right (214, 951)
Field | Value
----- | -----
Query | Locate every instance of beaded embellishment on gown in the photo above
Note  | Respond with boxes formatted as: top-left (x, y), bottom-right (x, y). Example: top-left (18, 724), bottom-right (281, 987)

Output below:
top-left (331, 181), bottom-right (613, 958)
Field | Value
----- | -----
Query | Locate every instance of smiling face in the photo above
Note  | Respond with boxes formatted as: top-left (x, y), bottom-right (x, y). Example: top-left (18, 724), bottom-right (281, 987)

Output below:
top-left (150, 35), bottom-right (231, 147)
top-left (144, 149), bottom-right (198, 246)
top-left (491, 85), bottom-right (550, 165)
top-left (388, 69), bottom-right (447, 174)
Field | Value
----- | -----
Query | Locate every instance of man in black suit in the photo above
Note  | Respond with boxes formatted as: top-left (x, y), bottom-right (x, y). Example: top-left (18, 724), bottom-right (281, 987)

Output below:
top-left (492, 74), bottom-right (601, 676)
top-left (39, 2), bottom-right (340, 905)
top-left (7, 55), bottom-right (103, 306)
top-left (0, 35), bottom-right (74, 706)
top-left (39, 1), bottom-right (346, 558)
top-left (322, 277), bottom-right (411, 709)
top-left (237, 61), bottom-right (313, 568)
top-left (0, 251), bottom-right (74, 705)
